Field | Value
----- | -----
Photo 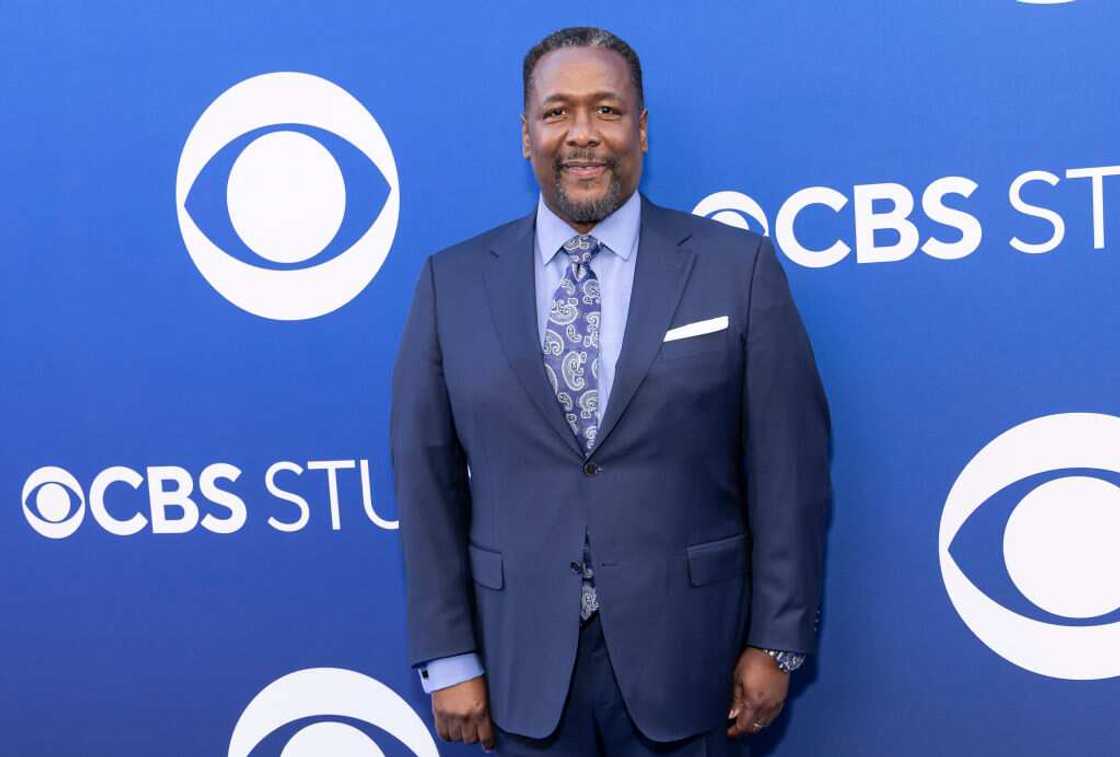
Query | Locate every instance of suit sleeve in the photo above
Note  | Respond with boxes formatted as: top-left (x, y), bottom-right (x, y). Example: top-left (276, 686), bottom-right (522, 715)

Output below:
top-left (390, 255), bottom-right (478, 667)
top-left (741, 236), bottom-right (831, 655)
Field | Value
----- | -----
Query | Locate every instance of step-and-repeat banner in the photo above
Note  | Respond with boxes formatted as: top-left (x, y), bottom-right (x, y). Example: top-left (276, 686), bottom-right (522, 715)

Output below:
top-left (3, 1), bottom-right (1117, 755)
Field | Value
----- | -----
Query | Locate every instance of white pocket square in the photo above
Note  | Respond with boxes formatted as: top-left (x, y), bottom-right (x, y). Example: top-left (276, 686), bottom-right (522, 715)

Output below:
top-left (663, 315), bottom-right (729, 342)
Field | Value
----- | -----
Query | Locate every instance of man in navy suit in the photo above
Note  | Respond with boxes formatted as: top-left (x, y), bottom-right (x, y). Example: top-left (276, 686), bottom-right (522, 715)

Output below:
top-left (391, 27), bottom-right (830, 756)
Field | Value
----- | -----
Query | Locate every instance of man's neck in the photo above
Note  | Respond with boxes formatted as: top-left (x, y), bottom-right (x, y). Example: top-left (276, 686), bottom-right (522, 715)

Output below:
top-left (542, 192), bottom-right (637, 235)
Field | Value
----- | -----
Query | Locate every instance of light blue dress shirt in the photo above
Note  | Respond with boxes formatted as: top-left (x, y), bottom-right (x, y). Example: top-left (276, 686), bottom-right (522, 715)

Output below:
top-left (415, 191), bottom-right (642, 693)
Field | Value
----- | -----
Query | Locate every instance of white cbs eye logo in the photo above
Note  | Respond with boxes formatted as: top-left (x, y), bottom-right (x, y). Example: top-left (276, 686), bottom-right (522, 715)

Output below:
top-left (228, 668), bottom-right (439, 757)
top-left (939, 413), bottom-right (1120, 680)
top-left (22, 466), bottom-right (85, 539)
top-left (176, 72), bottom-right (400, 321)
top-left (691, 191), bottom-right (770, 236)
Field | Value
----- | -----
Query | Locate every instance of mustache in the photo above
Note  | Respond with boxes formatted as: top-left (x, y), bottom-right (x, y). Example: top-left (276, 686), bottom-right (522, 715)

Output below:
top-left (555, 152), bottom-right (618, 171)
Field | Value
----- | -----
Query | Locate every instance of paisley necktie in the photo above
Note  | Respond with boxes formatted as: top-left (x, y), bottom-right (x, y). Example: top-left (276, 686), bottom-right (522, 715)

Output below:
top-left (542, 234), bottom-right (602, 621)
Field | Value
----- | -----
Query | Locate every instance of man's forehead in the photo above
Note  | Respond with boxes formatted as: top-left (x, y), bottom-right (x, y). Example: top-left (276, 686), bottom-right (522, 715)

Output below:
top-left (530, 47), bottom-right (632, 101)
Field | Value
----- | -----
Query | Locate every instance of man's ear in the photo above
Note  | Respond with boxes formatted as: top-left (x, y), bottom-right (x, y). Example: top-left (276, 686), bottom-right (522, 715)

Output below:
top-left (639, 108), bottom-right (649, 152)
top-left (521, 113), bottom-right (531, 159)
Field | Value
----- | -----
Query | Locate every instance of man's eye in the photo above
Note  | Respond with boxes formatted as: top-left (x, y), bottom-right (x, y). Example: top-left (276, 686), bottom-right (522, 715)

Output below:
top-left (544, 108), bottom-right (565, 118)
top-left (598, 106), bottom-right (619, 115)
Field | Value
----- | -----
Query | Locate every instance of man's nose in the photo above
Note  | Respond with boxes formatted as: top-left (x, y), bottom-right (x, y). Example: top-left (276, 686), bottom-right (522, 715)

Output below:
top-left (566, 109), bottom-right (600, 147)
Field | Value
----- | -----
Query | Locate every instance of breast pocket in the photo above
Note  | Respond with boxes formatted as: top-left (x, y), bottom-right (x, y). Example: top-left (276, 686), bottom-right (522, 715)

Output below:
top-left (658, 317), bottom-right (731, 362)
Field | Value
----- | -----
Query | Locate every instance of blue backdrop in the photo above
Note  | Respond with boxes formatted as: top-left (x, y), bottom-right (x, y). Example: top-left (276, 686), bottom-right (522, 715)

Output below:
top-left (3, 1), bottom-right (1118, 754)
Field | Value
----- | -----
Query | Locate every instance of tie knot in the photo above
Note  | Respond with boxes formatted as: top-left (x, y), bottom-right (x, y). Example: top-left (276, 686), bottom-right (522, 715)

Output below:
top-left (562, 234), bottom-right (602, 266)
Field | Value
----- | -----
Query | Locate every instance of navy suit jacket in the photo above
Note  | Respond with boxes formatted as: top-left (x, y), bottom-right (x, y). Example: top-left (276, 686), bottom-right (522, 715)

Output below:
top-left (390, 195), bottom-right (830, 741)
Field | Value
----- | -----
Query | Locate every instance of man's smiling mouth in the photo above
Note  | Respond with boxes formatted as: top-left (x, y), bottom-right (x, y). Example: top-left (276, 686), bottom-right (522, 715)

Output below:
top-left (562, 161), bottom-right (608, 179)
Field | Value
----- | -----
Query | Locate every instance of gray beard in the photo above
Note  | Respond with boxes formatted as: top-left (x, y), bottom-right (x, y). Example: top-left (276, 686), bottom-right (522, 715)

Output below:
top-left (552, 172), bottom-right (626, 226)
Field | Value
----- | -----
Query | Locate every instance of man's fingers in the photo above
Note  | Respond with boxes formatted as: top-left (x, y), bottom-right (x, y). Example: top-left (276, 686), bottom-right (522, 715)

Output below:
top-left (764, 701), bottom-right (784, 727)
top-left (460, 717), bottom-right (479, 744)
top-left (729, 700), bottom-right (785, 739)
top-left (433, 706), bottom-right (450, 741)
top-left (753, 700), bottom-right (783, 730)
top-left (727, 679), bottom-right (744, 719)
top-left (446, 718), bottom-right (464, 743)
top-left (727, 700), bottom-right (759, 738)
top-left (739, 702), bottom-right (760, 737)
top-left (431, 676), bottom-right (492, 745)
top-left (478, 713), bottom-right (496, 752)
top-left (726, 679), bottom-right (747, 737)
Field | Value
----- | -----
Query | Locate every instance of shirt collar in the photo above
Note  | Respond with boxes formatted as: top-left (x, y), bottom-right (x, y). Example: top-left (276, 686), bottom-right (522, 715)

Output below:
top-left (535, 189), bottom-right (641, 265)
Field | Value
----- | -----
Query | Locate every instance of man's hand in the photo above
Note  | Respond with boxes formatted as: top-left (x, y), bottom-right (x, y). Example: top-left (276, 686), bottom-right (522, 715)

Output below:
top-left (726, 647), bottom-right (789, 738)
top-left (431, 675), bottom-right (496, 752)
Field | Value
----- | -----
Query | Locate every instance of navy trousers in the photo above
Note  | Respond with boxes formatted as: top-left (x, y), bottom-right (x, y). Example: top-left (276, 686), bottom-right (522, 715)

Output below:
top-left (494, 613), bottom-right (749, 756)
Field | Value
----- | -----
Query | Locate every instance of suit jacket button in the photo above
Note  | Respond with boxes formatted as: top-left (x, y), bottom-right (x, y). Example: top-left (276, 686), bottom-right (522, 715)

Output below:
top-left (583, 461), bottom-right (600, 477)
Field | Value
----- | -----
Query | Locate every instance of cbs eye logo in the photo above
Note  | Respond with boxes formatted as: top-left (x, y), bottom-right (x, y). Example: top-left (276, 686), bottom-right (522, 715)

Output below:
top-left (176, 72), bottom-right (399, 321)
top-left (691, 191), bottom-right (770, 237)
top-left (228, 668), bottom-right (439, 757)
top-left (22, 466), bottom-right (85, 539)
top-left (939, 412), bottom-right (1120, 680)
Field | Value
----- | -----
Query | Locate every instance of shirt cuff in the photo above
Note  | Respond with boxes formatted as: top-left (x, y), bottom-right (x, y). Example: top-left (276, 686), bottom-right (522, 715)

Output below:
top-left (416, 652), bottom-right (485, 693)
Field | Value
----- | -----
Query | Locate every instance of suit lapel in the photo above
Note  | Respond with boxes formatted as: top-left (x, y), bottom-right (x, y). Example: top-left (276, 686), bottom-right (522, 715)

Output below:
top-left (592, 197), bottom-right (696, 455)
top-left (482, 196), bottom-right (695, 460)
top-left (484, 211), bottom-right (586, 459)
